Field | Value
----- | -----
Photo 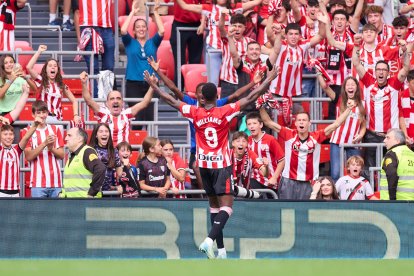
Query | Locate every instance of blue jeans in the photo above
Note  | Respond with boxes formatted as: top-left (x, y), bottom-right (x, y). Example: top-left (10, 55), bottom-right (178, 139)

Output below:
top-left (301, 67), bottom-right (316, 98)
top-left (330, 143), bottom-right (361, 182)
top-left (205, 45), bottom-right (222, 87)
top-left (31, 188), bottom-right (62, 198)
top-left (81, 26), bottom-right (115, 97)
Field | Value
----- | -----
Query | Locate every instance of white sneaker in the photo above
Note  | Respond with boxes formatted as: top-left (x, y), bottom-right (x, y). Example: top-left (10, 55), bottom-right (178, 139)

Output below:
top-left (198, 240), bottom-right (215, 259)
top-left (217, 251), bottom-right (227, 259)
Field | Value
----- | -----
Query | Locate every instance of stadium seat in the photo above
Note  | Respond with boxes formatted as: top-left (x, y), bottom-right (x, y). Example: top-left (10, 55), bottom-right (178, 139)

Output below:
top-left (14, 41), bottom-right (33, 74)
top-left (129, 130), bottom-right (148, 145)
top-left (182, 65), bottom-right (207, 93)
top-left (62, 102), bottom-right (75, 121)
top-left (161, 15), bottom-right (174, 40)
top-left (65, 79), bottom-right (83, 96)
top-left (322, 101), bottom-right (330, 119)
top-left (130, 151), bottom-right (140, 166)
top-left (19, 103), bottom-right (33, 121)
top-left (157, 40), bottom-right (175, 80)
top-left (181, 64), bottom-right (206, 77)
top-left (319, 144), bottom-right (331, 163)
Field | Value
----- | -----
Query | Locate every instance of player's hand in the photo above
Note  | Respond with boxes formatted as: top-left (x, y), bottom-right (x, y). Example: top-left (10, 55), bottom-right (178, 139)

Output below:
top-left (143, 70), bottom-right (158, 87)
top-left (80, 71), bottom-right (88, 84)
top-left (352, 133), bottom-right (362, 144)
top-left (131, 0), bottom-right (140, 14)
top-left (253, 70), bottom-right (264, 84)
top-left (147, 56), bottom-right (160, 72)
top-left (38, 45), bottom-right (47, 53)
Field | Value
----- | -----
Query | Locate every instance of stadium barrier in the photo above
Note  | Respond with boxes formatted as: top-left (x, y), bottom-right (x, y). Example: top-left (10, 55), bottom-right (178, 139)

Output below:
top-left (0, 199), bottom-right (412, 259)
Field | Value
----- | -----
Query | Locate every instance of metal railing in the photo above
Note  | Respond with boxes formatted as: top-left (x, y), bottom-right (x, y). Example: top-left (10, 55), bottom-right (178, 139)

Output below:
top-left (23, 3), bottom-right (33, 45)
top-left (15, 25), bottom-right (62, 52)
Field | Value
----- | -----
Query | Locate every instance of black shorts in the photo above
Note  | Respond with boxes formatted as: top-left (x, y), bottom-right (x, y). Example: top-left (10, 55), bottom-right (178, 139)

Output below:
top-left (199, 166), bottom-right (234, 196)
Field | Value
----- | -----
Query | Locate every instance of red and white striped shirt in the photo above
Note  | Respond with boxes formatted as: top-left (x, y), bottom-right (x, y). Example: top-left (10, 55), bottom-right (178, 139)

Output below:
top-left (270, 40), bottom-right (311, 97)
top-left (361, 73), bottom-right (402, 132)
top-left (0, 144), bottom-right (22, 191)
top-left (376, 24), bottom-right (394, 46)
top-left (326, 31), bottom-right (354, 86)
top-left (298, 17), bottom-right (326, 61)
top-left (79, 0), bottom-right (112, 28)
top-left (170, 154), bottom-right (187, 199)
top-left (97, 106), bottom-right (134, 147)
top-left (220, 36), bottom-right (253, 84)
top-left (232, 149), bottom-right (263, 189)
top-left (34, 75), bottom-right (67, 120)
top-left (398, 88), bottom-right (414, 141)
top-left (179, 102), bottom-right (240, 169)
top-left (202, 3), bottom-right (243, 50)
top-left (346, 43), bottom-right (400, 79)
top-left (279, 127), bottom-right (327, 181)
top-left (240, 56), bottom-right (267, 87)
top-left (330, 99), bottom-right (365, 145)
top-left (248, 133), bottom-right (284, 186)
top-left (0, 0), bottom-right (22, 50)
top-left (23, 125), bottom-right (63, 188)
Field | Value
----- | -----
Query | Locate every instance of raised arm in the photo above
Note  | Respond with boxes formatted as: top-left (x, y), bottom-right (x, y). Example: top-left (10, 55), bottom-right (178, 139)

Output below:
top-left (309, 19), bottom-right (325, 48)
top-left (265, 14), bottom-right (275, 45)
top-left (290, 0), bottom-right (304, 23)
top-left (218, 10), bottom-right (227, 38)
top-left (400, 3), bottom-right (414, 15)
top-left (349, 0), bottom-right (364, 33)
top-left (120, 0), bottom-right (140, 36)
top-left (80, 71), bottom-right (100, 113)
top-left (26, 44), bottom-right (47, 79)
top-left (18, 116), bottom-right (41, 149)
top-left (153, 0), bottom-right (165, 37)
top-left (268, 23), bottom-right (283, 64)
top-left (241, 0), bottom-right (262, 11)
top-left (144, 71), bottom-right (182, 110)
top-left (259, 106), bottom-right (282, 133)
top-left (148, 57), bottom-right (184, 100)
top-left (324, 100), bottom-right (355, 136)
top-left (238, 66), bottom-right (279, 110)
top-left (398, 41), bottom-right (411, 83)
top-left (351, 35), bottom-right (366, 79)
top-left (317, 12), bottom-right (346, 51)
top-left (227, 26), bottom-right (242, 69)
top-left (130, 87), bottom-right (154, 116)
top-left (315, 69), bottom-right (336, 100)
top-left (176, 0), bottom-right (203, 14)
top-left (227, 71), bottom-right (264, 102)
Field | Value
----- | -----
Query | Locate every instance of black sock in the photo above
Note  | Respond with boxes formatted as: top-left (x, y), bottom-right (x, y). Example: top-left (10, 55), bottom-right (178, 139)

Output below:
top-left (208, 211), bottom-right (229, 243)
top-left (210, 212), bottom-right (224, 249)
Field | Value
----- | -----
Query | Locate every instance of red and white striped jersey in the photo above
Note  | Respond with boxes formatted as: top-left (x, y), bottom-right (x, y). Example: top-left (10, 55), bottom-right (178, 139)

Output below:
top-left (330, 99), bottom-right (365, 145)
top-left (335, 175), bottom-right (374, 200)
top-left (170, 154), bottom-right (187, 199)
top-left (376, 24), bottom-right (394, 46)
top-left (398, 88), bottom-right (414, 140)
top-left (326, 31), bottom-right (354, 86)
top-left (22, 124), bottom-right (63, 188)
top-left (202, 3), bottom-right (243, 50)
top-left (346, 43), bottom-right (400, 79)
top-left (269, 40), bottom-right (311, 97)
top-left (0, 144), bottom-right (22, 191)
top-left (97, 106), bottom-right (134, 147)
top-left (298, 17), bottom-right (326, 61)
top-left (248, 133), bottom-right (284, 186)
top-left (179, 102), bottom-right (240, 169)
top-left (220, 36), bottom-right (254, 84)
top-left (240, 56), bottom-right (267, 87)
top-left (0, 22), bottom-right (14, 51)
top-left (279, 127), bottom-right (327, 181)
top-left (361, 73), bottom-right (402, 132)
top-left (79, 0), bottom-right (112, 28)
top-left (232, 149), bottom-right (264, 189)
top-left (0, 0), bottom-right (21, 30)
top-left (34, 75), bottom-right (67, 120)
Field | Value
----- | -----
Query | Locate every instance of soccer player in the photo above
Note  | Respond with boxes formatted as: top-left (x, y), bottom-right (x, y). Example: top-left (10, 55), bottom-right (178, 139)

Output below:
top-left (0, 116), bottom-right (41, 197)
top-left (246, 112), bottom-right (285, 193)
top-left (336, 155), bottom-right (378, 200)
top-left (352, 35), bottom-right (411, 179)
top-left (259, 98), bottom-right (356, 199)
top-left (22, 100), bottom-right (65, 198)
top-left (80, 71), bottom-right (154, 146)
top-left (144, 65), bottom-right (278, 259)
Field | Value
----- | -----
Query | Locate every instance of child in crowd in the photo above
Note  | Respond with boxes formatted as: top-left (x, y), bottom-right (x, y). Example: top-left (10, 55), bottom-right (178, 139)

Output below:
top-left (138, 136), bottom-right (171, 198)
top-left (160, 139), bottom-right (187, 199)
top-left (117, 141), bottom-right (140, 198)
top-left (26, 45), bottom-right (81, 125)
top-left (335, 155), bottom-right (378, 200)
top-left (310, 176), bottom-right (339, 200)
top-left (89, 123), bottom-right (123, 196)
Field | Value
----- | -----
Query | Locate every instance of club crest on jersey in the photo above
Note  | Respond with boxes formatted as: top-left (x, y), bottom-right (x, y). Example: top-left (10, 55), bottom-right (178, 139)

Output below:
top-left (198, 153), bottom-right (223, 162)
top-left (160, 166), bottom-right (165, 172)
top-left (260, 144), bottom-right (269, 151)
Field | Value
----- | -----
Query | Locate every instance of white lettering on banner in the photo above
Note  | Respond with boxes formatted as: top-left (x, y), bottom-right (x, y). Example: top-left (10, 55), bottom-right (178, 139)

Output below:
top-left (193, 208), bottom-right (234, 252)
top-left (85, 208), bottom-right (180, 259)
top-left (308, 210), bottom-right (400, 259)
top-left (239, 209), bottom-right (295, 259)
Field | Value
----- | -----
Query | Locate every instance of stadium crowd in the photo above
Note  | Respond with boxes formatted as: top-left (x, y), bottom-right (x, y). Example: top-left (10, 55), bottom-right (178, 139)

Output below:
top-left (1, 0), bottom-right (414, 202)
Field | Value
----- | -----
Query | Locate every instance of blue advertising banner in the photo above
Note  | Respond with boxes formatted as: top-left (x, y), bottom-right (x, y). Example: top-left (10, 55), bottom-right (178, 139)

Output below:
top-left (0, 199), bottom-right (413, 259)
